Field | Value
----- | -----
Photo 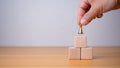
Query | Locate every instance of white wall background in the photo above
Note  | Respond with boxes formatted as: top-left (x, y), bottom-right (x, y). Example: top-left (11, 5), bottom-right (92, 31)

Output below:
top-left (0, 0), bottom-right (120, 47)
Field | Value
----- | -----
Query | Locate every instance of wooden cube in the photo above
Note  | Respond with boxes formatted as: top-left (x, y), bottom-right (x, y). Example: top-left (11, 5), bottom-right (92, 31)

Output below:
top-left (74, 35), bottom-right (87, 47)
top-left (81, 47), bottom-right (93, 59)
top-left (68, 47), bottom-right (80, 60)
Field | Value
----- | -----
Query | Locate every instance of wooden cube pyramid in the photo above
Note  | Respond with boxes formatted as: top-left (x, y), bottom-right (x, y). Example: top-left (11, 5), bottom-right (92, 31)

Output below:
top-left (68, 35), bottom-right (93, 60)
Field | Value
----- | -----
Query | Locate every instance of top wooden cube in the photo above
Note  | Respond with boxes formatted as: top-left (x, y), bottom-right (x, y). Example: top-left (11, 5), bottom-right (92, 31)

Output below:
top-left (74, 35), bottom-right (87, 47)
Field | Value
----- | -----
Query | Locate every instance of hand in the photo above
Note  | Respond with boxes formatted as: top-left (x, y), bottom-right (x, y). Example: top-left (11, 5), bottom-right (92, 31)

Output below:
top-left (78, 0), bottom-right (120, 26)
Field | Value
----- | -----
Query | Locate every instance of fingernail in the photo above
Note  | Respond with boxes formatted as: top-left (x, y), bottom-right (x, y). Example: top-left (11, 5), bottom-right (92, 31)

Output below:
top-left (81, 19), bottom-right (88, 26)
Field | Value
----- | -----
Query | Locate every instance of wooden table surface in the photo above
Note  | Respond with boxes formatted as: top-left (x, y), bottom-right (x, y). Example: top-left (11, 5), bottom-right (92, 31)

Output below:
top-left (0, 47), bottom-right (120, 68)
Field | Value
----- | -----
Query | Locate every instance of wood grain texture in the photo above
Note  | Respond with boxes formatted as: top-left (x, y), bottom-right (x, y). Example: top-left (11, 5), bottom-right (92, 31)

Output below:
top-left (68, 47), bottom-right (80, 59)
top-left (74, 36), bottom-right (87, 47)
top-left (81, 47), bottom-right (93, 59)
top-left (0, 47), bottom-right (120, 68)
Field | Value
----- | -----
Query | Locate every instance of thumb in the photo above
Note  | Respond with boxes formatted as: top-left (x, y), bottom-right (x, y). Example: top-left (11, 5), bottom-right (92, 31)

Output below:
top-left (81, 5), bottom-right (101, 25)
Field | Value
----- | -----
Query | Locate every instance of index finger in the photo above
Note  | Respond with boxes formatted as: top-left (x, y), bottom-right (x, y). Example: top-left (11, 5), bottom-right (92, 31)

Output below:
top-left (77, 0), bottom-right (90, 25)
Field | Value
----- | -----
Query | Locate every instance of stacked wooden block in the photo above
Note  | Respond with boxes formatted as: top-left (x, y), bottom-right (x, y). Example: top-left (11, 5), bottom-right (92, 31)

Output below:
top-left (68, 35), bottom-right (93, 60)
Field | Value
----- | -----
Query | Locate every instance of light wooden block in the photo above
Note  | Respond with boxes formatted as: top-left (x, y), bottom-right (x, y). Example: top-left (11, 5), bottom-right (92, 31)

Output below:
top-left (74, 35), bottom-right (87, 47)
top-left (68, 47), bottom-right (80, 59)
top-left (81, 47), bottom-right (93, 59)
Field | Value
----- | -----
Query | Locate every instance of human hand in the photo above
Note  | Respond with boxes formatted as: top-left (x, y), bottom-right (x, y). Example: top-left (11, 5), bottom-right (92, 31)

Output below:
top-left (78, 0), bottom-right (120, 26)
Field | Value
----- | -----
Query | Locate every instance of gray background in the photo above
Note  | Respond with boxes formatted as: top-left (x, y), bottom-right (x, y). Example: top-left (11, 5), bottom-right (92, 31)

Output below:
top-left (0, 0), bottom-right (120, 47)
